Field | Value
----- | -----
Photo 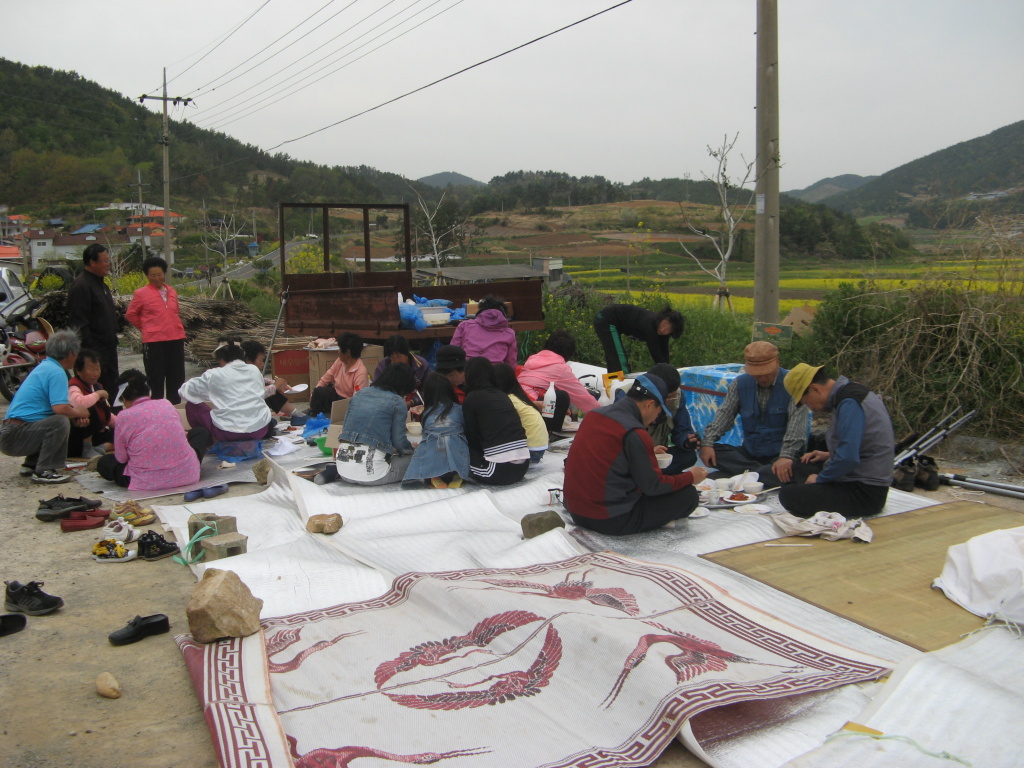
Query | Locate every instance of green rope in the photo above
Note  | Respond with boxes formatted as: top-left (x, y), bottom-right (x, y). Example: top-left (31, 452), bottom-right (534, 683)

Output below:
top-left (827, 731), bottom-right (972, 766)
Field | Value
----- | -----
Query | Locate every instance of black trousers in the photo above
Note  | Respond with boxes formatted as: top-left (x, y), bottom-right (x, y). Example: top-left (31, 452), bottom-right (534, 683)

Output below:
top-left (570, 486), bottom-right (700, 535)
top-left (96, 427), bottom-right (212, 488)
top-left (541, 388), bottom-right (571, 435)
top-left (67, 404), bottom-right (113, 458)
top-left (705, 443), bottom-right (820, 489)
top-left (594, 320), bottom-right (630, 374)
top-left (778, 480), bottom-right (890, 519)
top-left (142, 339), bottom-right (186, 403)
top-left (470, 459), bottom-right (529, 486)
top-left (309, 386), bottom-right (343, 418)
top-left (96, 345), bottom-right (120, 399)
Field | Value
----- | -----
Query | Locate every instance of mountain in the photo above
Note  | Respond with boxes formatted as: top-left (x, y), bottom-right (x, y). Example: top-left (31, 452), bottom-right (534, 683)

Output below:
top-left (824, 120), bottom-right (1024, 218)
top-left (785, 174), bottom-right (876, 203)
top-left (417, 172), bottom-right (486, 189)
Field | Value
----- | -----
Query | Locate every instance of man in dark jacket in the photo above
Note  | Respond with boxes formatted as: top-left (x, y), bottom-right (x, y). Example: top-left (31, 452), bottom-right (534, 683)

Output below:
top-left (564, 373), bottom-right (707, 535)
top-left (592, 304), bottom-right (683, 375)
top-left (67, 244), bottom-right (120, 394)
top-left (779, 364), bottom-right (895, 518)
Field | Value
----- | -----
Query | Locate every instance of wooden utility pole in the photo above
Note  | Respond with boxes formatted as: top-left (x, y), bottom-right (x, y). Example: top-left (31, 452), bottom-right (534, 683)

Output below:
top-left (754, 0), bottom-right (780, 323)
top-left (139, 73), bottom-right (191, 266)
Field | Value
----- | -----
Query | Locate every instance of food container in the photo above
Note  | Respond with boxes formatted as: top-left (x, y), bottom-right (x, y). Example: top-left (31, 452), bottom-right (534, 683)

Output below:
top-left (715, 478), bottom-right (734, 491)
top-left (656, 453), bottom-right (672, 469)
top-left (420, 307), bottom-right (452, 326)
top-left (743, 481), bottom-right (764, 494)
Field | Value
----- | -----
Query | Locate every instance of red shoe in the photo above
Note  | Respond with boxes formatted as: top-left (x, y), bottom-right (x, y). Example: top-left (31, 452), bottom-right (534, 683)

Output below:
top-left (60, 516), bottom-right (105, 532)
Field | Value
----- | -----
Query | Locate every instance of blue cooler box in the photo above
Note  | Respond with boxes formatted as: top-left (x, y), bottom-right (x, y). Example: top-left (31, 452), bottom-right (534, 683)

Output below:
top-left (679, 364), bottom-right (744, 447)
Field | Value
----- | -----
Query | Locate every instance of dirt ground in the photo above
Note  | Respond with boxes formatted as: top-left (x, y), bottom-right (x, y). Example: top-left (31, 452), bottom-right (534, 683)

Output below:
top-left (1, 355), bottom-right (1022, 768)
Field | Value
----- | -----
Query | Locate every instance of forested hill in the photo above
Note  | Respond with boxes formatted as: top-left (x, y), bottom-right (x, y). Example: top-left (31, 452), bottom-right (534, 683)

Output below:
top-left (0, 58), bottom-right (417, 208)
top-left (824, 120), bottom-right (1024, 219)
top-left (785, 174), bottom-right (875, 203)
top-left (418, 171), bottom-right (485, 188)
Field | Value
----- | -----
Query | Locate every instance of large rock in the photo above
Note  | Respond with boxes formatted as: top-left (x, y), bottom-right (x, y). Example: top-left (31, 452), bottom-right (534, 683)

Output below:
top-left (187, 569), bottom-right (263, 643)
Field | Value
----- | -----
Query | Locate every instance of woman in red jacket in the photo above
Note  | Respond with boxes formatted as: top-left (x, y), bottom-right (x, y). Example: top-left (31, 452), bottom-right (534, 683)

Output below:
top-left (125, 257), bottom-right (186, 403)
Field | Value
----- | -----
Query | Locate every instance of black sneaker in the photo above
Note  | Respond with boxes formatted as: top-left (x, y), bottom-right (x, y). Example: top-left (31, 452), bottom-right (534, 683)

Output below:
top-left (4, 580), bottom-right (64, 616)
top-left (31, 469), bottom-right (73, 485)
top-left (39, 494), bottom-right (103, 511)
top-left (137, 531), bottom-right (180, 561)
top-left (36, 495), bottom-right (89, 522)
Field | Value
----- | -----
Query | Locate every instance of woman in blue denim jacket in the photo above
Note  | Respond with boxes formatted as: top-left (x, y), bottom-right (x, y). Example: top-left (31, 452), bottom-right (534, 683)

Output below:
top-left (337, 363), bottom-right (415, 485)
top-left (403, 373), bottom-right (470, 488)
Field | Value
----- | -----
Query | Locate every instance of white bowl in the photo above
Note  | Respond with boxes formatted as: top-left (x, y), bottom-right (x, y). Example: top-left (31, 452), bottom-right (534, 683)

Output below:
top-left (656, 453), bottom-right (672, 469)
top-left (715, 478), bottom-right (734, 491)
top-left (743, 481), bottom-right (764, 494)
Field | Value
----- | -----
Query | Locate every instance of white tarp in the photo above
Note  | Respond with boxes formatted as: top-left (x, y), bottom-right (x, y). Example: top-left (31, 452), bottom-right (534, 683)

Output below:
top-left (933, 525), bottom-right (1024, 623)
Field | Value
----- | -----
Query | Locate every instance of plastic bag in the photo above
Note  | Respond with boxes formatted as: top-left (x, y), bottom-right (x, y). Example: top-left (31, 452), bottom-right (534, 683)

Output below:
top-left (212, 440), bottom-right (263, 463)
top-left (399, 303), bottom-right (428, 331)
top-left (302, 413), bottom-right (330, 439)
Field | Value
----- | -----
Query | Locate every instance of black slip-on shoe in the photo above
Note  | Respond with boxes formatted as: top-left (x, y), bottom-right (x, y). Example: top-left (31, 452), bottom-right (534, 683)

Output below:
top-left (0, 613), bottom-right (28, 637)
top-left (4, 580), bottom-right (64, 616)
top-left (108, 614), bottom-right (170, 645)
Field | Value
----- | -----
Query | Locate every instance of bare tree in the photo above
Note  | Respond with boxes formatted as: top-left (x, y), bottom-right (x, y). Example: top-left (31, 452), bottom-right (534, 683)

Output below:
top-left (199, 207), bottom-right (249, 297)
top-left (405, 181), bottom-right (466, 272)
top-left (678, 133), bottom-right (755, 311)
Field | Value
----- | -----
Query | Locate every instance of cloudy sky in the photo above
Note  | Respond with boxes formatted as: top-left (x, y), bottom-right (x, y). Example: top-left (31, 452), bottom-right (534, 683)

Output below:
top-left (6, 0), bottom-right (1023, 190)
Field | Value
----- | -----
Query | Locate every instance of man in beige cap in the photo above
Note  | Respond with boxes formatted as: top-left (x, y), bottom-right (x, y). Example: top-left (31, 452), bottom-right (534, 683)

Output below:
top-left (698, 341), bottom-right (811, 488)
top-left (778, 364), bottom-right (895, 518)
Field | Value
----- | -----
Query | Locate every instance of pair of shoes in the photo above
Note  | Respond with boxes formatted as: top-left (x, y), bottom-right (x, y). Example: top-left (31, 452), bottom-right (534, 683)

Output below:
top-left (101, 519), bottom-right (143, 543)
top-left (111, 501), bottom-right (156, 527)
top-left (31, 469), bottom-right (73, 485)
top-left (108, 614), bottom-right (170, 646)
top-left (60, 515), bottom-right (105, 532)
top-left (19, 463), bottom-right (35, 477)
top-left (36, 495), bottom-right (88, 522)
top-left (430, 477), bottom-right (448, 489)
top-left (40, 494), bottom-right (103, 511)
top-left (313, 463), bottom-right (339, 485)
top-left (4, 580), bottom-right (64, 615)
top-left (915, 455), bottom-right (941, 491)
top-left (183, 484), bottom-right (229, 502)
top-left (92, 539), bottom-right (137, 563)
top-left (1, 613), bottom-right (27, 636)
top-left (137, 531), bottom-right (180, 561)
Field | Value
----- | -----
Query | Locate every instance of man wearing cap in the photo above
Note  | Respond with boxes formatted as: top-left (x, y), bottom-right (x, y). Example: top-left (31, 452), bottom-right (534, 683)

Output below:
top-left (698, 341), bottom-right (811, 488)
top-left (779, 364), bottom-right (894, 518)
top-left (563, 373), bottom-right (708, 535)
top-left (434, 345), bottom-right (467, 403)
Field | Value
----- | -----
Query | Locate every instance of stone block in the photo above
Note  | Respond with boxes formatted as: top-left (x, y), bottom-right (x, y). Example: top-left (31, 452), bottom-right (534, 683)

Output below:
top-left (198, 532), bottom-right (248, 561)
top-left (521, 509), bottom-right (566, 539)
top-left (306, 513), bottom-right (343, 534)
top-left (187, 568), bottom-right (263, 643)
top-left (187, 514), bottom-right (238, 540)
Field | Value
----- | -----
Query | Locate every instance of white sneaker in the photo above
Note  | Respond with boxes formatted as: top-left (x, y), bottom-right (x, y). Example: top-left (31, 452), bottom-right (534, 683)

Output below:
top-left (102, 519), bottom-right (142, 543)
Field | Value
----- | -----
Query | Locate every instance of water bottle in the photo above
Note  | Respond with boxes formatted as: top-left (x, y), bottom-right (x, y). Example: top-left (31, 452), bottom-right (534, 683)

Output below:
top-left (541, 382), bottom-right (557, 418)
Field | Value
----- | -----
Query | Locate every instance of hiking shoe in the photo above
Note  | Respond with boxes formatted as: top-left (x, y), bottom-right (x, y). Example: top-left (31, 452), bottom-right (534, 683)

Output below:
top-left (40, 493), bottom-right (102, 511)
top-left (4, 580), bottom-right (64, 616)
top-left (108, 614), bottom-right (170, 646)
top-left (111, 501), bottom-right (156, 527)
top-left (19, 463), bottom-right (35, 477)
top-left (891, 461), bottom-right (916, 492)
top-left (916, 455), bottom-right (942, 492)
top-left (137, 531), bottom-right (179, 561)
top-left (31, 469), bottom-right (73, 485)
top-left (92, 539), bottom-right (137, 563)
top-left (101, 519), bottom-right (143, 543)
top-left (36, 496), bottom-right (88, 522)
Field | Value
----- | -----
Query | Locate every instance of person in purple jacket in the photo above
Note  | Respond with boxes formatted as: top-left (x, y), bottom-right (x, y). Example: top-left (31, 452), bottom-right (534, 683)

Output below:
top-left (450, 295), bottom-right (517, 366)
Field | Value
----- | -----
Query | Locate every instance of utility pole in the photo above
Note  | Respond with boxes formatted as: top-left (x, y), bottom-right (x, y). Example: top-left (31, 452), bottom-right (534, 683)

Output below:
top-left (753, 0), bottom-right (780, 323)
top-left (127, 168), bottom-right (151, 258)
top-left (139, 72), bottom-right (191, 266)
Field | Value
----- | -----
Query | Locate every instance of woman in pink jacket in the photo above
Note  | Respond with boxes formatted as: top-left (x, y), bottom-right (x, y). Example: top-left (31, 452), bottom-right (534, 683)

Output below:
top-left (517, 330), bottom-right (598, 434)
top-left (125, 257), bottom-right (186, 403)
top-left (450, 295), bottom-right (517, 366)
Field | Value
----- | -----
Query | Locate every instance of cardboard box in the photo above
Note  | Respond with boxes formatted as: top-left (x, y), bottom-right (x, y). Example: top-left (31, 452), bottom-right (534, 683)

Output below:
top-left (464, 302), bottom-right (513, 319)
top-left (361, 344), bottom-right (384, 380)
top-left (325, 423), bottom-right (343, 451)
top-left (309, 343), bottom-right (384, 385)
top-left (271, 349), bottom-right (310, 403)
top-left (330, 398), bottom-right (350, 425)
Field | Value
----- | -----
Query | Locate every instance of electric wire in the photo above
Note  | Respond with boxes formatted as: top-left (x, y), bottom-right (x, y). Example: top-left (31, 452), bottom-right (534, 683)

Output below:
top-left (168, 0), bottom-right (634, 183)
top-left (197, 0), bottom-right (443, 129)
top-left (184, 0), bottom-right (351, 98)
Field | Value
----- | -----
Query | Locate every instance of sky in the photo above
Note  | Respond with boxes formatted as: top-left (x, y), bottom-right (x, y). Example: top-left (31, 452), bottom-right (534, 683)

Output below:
top-left (4, 0), bottom-right (1023, 191)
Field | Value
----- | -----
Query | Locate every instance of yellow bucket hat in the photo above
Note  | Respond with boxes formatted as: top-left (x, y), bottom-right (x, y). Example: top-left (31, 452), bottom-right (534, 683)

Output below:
top-left (784, 363), bottom-right (823, 402)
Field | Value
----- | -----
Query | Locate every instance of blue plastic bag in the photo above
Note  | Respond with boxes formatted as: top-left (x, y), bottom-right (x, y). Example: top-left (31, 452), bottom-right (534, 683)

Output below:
top-left (399, 303), bottom-right (428, 331)
top-left (212, 440), bottom-right (263, 462)
top-left (302, 413), bottom-right (330, 438)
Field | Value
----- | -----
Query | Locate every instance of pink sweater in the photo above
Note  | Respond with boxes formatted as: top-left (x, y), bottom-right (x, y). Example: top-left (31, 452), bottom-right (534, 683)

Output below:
top-left (517, 350), bottom-right (598, 413)
top-left (113, 397), bottom-right (200, 490)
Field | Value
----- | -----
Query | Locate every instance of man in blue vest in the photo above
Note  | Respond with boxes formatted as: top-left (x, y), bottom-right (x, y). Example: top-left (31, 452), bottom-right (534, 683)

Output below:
top-left (698, 341), bottom-right (811, 489)
top-left (779, 364), bottom-right (895, 518)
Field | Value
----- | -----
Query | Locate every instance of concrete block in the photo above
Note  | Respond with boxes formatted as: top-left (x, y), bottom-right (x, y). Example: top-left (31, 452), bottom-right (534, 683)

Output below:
top-left (188, 514), bottom-right (238, 540)
top-left (198, 532), bottom-right (248, 561)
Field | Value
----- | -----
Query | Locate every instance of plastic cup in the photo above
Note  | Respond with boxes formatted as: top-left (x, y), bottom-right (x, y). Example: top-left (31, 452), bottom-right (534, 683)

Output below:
top-left (656, 453), bottom-right (672, 469)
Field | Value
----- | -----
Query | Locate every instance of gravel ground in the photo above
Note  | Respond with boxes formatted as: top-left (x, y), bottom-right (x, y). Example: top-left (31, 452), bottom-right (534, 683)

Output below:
top-left (1, 350), bottom-right (1022, 768)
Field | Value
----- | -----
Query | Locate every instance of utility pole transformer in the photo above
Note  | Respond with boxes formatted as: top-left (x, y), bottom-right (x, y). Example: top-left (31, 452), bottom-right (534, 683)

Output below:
top-left (754, 0), bottom-right (780, 323)
top-left (139, 73), bottom-right (192, 267)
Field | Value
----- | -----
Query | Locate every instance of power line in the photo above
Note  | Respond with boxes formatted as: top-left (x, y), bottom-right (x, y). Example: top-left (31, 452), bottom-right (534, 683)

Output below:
top-left (197, 0), bottom-right (444, 129)
top-left (169, 0), bottom-right (634, 183)
top-left (184, 0), bottom-right (351, 98)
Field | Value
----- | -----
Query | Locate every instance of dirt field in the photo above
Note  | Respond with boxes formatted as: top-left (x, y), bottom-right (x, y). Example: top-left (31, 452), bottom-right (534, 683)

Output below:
top-left (1, 353), bottom-right (1021, 768)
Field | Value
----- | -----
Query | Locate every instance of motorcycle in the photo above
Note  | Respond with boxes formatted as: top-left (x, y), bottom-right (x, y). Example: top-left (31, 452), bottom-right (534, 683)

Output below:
top-left (0, 298), bottom-right (51, 402)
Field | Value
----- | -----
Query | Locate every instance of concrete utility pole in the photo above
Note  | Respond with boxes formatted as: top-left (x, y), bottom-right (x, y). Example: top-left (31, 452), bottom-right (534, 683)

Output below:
top-left (127, 168), bottom-right (150, 257)
top-left (754, 0), bottom-right (781, 323)
top-left (139, 72), bottom-right (192, 266)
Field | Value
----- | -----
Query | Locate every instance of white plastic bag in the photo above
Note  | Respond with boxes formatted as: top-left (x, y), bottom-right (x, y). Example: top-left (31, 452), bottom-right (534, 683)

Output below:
top-left (933, 526), bottom-right (1024, 622)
